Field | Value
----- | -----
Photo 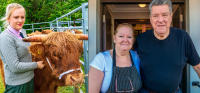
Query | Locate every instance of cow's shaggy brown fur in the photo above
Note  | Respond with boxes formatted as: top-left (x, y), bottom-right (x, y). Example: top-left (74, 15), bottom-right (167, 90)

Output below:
top-left (28, 31), bottom-right (84, 93)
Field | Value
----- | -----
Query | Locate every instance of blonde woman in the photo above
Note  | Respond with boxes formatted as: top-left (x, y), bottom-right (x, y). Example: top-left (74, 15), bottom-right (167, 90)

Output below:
top-left (0, 3), bottom-right (44, 93)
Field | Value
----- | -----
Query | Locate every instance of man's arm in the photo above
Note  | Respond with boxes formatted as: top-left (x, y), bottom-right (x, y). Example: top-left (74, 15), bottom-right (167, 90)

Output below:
top-left (193, 63), bottom-right (200, 78)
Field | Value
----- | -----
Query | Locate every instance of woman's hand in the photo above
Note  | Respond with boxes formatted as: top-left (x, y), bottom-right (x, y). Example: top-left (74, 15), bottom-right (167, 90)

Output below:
top-left (37, 61), bottom-right (45, 69)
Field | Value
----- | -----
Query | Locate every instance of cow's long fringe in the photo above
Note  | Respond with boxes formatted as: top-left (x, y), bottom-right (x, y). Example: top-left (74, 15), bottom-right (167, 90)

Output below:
top-left (43, 32), bottom-right (83, 76)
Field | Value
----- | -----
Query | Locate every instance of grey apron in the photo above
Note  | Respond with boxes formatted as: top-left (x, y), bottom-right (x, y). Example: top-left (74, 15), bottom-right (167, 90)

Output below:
top-left (106, 49), bottom-right (142, 93)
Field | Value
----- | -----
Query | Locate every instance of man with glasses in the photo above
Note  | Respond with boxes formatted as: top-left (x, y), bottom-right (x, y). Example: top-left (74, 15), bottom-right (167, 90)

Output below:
top-left (134, 0), bottom-right (200, 92)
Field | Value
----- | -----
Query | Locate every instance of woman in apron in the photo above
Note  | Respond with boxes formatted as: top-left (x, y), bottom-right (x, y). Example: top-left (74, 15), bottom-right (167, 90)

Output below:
top-left (89, 23), bottom-right (142, 93)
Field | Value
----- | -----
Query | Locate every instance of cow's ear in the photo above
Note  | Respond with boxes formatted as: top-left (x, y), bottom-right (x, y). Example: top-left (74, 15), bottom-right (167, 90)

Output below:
top-left (29, 43), bottom-right (45, 58)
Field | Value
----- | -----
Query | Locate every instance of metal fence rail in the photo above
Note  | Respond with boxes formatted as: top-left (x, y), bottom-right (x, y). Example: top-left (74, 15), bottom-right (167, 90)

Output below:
top-left (23, 3), bottom-right (88, 33)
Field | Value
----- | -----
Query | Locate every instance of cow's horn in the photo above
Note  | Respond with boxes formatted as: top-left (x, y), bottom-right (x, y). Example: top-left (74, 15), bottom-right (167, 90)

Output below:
top-left (23, 34), bottom-right (47, 42)
top-left (74, 34), bottom-right (88, 40)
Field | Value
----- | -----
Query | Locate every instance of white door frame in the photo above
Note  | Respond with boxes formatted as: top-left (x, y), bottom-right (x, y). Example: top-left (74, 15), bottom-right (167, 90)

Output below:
top-left (186, 0), bottom-right (200, 92)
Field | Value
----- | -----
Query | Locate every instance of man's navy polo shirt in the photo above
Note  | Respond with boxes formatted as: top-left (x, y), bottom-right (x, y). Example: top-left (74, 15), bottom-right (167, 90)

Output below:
top-left (134, 28), bottom-right (200, 92)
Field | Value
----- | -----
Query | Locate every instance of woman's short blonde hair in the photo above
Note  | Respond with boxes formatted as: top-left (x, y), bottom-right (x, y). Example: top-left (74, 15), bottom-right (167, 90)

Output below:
top-left (1, 3), bottom-right (25, 29)
top-left (115, 23), bottom-right (134, 35)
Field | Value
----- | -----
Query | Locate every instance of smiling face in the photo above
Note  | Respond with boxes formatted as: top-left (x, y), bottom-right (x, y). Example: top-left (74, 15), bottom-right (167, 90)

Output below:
top-left (150, 4), bottom-right (172, 39)
top-left (114, 26), bottom-right (134, 52)
top-left (8, 8), bottom-right (25, 31)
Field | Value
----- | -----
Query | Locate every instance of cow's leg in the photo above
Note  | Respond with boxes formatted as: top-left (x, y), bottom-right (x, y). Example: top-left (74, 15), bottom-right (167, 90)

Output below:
top-left (54, 86), bottom-right (58, 93)
top-left (74, 87), bottom-right (79, 93)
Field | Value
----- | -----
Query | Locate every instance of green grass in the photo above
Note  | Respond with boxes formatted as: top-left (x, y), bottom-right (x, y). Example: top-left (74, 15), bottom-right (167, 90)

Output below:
top-left (57, 84), bottom-right (85, 93)
top-left (0, 73), bottom-right (5, 93)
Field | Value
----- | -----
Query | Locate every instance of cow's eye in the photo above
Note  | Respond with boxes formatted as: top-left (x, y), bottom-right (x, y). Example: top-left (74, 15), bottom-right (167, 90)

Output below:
top-left (53, 52), bottom-right (57, 56)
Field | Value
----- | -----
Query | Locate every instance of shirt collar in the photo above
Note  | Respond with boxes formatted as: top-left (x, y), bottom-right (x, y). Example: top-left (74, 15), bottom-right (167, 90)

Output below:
top-left (8, 25), bottom-right (21, 35)
top-left (7, 25), bottom-right (22, 39)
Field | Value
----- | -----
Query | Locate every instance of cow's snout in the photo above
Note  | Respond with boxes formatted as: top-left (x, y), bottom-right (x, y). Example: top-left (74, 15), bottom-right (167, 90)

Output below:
top-left (65, 72), bottom-right (84, 86)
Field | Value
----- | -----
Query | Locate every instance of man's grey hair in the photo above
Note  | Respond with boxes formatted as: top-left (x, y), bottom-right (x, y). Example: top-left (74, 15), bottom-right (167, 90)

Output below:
top-left (149, 0), bottom-right (172, 15)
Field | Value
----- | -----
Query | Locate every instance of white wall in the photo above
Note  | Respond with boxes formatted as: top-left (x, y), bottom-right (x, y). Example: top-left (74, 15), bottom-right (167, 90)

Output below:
top-left (88, 0), bottom-right (101, 63)
top-left (189, 0), bottom-right (200, 92)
